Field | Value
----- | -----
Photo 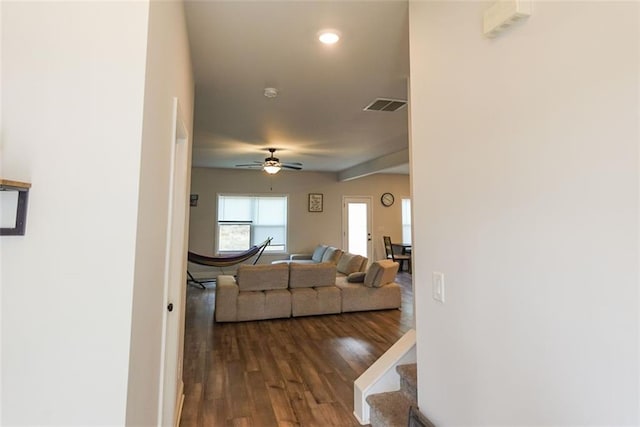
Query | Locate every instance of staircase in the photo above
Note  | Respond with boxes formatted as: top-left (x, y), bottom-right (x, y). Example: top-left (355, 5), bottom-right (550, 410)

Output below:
top-left (366, 363), bottom-right (417, 427)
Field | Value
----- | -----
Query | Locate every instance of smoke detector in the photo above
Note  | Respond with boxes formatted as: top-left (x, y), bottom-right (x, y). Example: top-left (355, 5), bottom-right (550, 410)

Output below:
top-left (264, 87), bottom-right (278, 98)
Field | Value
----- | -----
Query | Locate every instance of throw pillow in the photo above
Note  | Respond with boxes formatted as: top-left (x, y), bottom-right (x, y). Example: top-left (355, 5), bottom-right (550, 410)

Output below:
top-left (347, 272), bottom-right (366, 283)
top-left (321, 247), bottom-right (343, 264)
top-left (364, 260), bottom-right (399, 287)
top-left (311, 245), bottom-right (329, 263)
top-left (376, 260), bottom-right (399, 287)
top-left (364, 262), bottom-right (382, 287)
top-left (337, 253), bottom-right (365, 275)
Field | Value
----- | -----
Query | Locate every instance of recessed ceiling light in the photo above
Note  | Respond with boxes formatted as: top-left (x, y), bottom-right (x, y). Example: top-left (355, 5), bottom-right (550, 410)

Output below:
top-left (318, 30), bottom-right (340, 45)
top-left (264, 87), bottom-right (278, 98)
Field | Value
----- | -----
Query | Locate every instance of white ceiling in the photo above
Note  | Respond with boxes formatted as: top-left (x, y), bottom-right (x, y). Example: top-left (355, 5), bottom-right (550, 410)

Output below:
top-left (184, 1), bottom-right (410, 175)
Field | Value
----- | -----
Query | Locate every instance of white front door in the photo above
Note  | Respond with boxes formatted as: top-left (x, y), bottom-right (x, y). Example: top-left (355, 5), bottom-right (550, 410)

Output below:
top-left (342, 196), bottom-right (372, 260)
top-left (159, 98), bottom-right (189, 427)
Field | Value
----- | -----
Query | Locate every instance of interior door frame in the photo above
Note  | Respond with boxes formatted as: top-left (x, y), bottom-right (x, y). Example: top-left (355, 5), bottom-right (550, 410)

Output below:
top-left (341, 196), bottom-right (373, 261)
top-left (158, 97), bottom-right (189, 427)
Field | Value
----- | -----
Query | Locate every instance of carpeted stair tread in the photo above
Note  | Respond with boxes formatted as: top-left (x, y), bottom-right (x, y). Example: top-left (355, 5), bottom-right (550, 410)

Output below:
top-left (397, 364), bottom-right (417, 388)
top-left (397, 363), bottom-right (418, 401)
top-left (367, 390), bottom-right (414, 427)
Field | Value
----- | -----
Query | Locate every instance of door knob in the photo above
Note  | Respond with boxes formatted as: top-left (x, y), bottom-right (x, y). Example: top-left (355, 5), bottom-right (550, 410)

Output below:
top-left (167, 303), bottom-right (173, 312)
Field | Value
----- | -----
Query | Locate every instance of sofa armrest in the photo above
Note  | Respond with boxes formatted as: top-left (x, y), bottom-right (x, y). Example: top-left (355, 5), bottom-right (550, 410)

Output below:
top-left (289, 253), bottom-right (313, 261)
top-left (215, 275), bottom-right (239, 322)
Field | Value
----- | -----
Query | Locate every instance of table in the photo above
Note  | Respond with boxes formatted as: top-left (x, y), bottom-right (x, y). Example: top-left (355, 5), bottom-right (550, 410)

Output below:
top-left (393, 243), bottom-right (412, 255)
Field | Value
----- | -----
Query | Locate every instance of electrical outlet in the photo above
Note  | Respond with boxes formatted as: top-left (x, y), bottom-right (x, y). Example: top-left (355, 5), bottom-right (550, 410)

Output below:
top-left (432, 272), bottom-right (445, 303)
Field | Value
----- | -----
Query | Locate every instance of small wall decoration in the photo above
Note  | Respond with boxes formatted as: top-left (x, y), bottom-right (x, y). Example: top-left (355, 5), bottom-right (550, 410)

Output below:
top-left (190, 194), bottom-right (199, 207)
top-left (381, 192), bottom-right (395, 207)
top-left (0, 179), bottom-right (31, 236)
top-left (308, 193), bottom-right (323, 212)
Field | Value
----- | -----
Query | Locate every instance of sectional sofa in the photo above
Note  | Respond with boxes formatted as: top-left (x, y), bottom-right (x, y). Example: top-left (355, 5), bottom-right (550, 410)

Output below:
top-left (215, 256), bottom-right (402, 322)
top-left (281, 244), bottom-right (345, 266)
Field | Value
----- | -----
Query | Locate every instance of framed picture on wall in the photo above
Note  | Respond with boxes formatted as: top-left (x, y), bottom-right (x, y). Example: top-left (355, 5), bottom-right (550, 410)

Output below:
top-left (308, 193), bottom-right (323, 212)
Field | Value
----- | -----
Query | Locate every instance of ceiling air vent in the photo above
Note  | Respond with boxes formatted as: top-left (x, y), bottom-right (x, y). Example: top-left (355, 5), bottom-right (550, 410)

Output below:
top-left (363, 98), bottom-right (407, 112)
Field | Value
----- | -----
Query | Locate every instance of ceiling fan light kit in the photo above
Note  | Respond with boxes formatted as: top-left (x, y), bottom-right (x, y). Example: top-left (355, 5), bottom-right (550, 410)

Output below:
top-left (317, 29), bottom-right (340, 45)
top-left (263, 161), bottom-right (281, 175)
top-left (235, 148), bottom-right (302, 174)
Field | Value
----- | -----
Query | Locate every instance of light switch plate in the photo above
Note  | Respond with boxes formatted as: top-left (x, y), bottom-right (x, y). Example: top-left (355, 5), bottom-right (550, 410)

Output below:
top-left (432, 272), bottom-right (445, 303)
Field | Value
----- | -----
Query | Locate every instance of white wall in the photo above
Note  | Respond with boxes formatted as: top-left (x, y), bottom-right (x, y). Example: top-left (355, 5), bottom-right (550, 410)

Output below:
top-left (409, 2), bottom-right (639, 425)
top-left (126, 1), bottom-right (194, 425)
top-left (1, 2), bottom-right (150, 425)
top-left (189, 168), bottom-right (410, 272)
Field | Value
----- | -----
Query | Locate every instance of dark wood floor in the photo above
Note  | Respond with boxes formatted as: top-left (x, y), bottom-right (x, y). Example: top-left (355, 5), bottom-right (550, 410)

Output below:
top-left (180, 272), bottom-right (414, 427)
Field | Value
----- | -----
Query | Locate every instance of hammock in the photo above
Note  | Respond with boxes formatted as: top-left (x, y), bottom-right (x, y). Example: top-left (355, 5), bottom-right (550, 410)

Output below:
top-left (187, 237), bottom-right (272, 288)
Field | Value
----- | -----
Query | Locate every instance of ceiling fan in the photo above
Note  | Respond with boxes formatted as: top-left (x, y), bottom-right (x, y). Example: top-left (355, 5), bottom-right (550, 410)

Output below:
top-left (235, 148), bottom-right (303, 175)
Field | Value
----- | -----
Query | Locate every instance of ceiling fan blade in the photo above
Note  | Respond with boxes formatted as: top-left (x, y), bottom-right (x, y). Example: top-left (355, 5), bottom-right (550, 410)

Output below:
top-left (282, 165), bottom-right (302, 170)
top-left (283, 162), bottom-right (303, 166)
top-left (235, 164), bottom-right (262, 168)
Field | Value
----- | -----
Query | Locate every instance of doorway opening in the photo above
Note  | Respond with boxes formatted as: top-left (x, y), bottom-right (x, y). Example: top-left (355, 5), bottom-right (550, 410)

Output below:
top-left (342, 196), bottom-right (373, 261)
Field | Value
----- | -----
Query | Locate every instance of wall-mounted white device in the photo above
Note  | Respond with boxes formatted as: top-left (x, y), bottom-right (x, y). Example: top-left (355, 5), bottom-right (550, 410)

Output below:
top-left (432, 272), bottom-right (445, 303)
top-left (483, 0), bottom-right (531, 38)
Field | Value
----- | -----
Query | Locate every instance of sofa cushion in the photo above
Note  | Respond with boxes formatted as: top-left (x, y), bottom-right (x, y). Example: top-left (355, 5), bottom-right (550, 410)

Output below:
top-left (291, 287), bottom-right (341, 317)
top-left (337, 279), bottom-right (402, 312)
top-left (364, 260), bottom-right (399, 288)
top-left (272, 259), bottom-right (315, 265)
top-left (289, 262), bottom-right (336, 288)
top-left (337, 253), bottom-right (366, 275)
top-left (357, 256), bottom-right (368, 272)
top-left (215, 275), bottom-right (239, 322)
top-left (236, 263), bottom-right (289, 291)
top-left (311, 245), bottom-right (329, 263)
top-left (237, 289), bottom-right (291, 321)
top-left (347, 272), bottom-right (366, 283)
top-left (321, 247), bottom-right (343, 264)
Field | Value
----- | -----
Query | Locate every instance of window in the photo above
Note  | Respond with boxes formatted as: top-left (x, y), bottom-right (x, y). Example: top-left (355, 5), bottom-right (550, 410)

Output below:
top-left (402, 198), bottom-right (412, 244)
top-left (217, 194), bottom-right (287, 253)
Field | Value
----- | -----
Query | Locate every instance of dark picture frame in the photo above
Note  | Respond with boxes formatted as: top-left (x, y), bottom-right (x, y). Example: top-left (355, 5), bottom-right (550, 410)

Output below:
top-left (0, 180), bottom-right (31, 236)
top-left (308, 193), bottom-right (323, 212)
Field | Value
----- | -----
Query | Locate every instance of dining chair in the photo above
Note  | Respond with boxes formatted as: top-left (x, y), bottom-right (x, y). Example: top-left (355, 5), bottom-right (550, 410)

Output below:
top-left (383, 235), bottom-right (411, 273)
